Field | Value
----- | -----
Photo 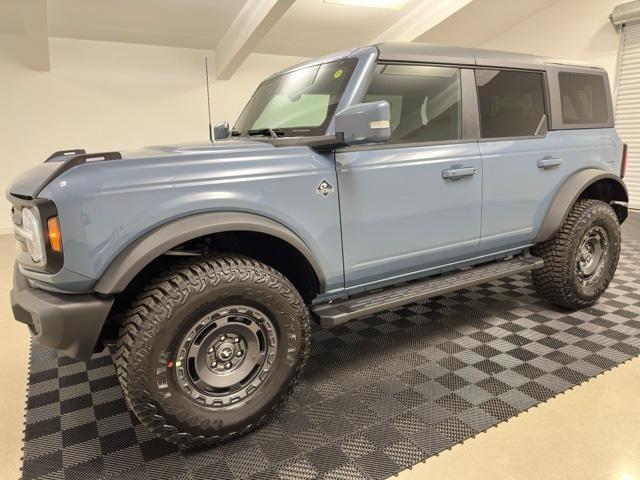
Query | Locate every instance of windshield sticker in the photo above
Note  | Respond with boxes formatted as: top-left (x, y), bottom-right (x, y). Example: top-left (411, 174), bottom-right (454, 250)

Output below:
top-left (334, 69), bottom-right (343, 79)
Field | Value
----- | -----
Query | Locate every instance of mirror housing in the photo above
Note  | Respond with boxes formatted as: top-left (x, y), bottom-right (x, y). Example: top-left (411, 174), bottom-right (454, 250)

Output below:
top-left (334, 101), bottom-right (391, 146)
top-left (213, 121), bottom-right (230, 140)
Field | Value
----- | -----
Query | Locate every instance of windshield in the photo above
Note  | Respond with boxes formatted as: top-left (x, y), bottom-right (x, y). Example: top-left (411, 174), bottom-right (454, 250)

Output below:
top-left (234, 58), bottom-right (357, 137)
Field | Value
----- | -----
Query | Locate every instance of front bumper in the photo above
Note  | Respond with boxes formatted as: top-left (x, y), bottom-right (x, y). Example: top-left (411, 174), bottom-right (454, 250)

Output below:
top-left (10, 264), bottom-right (114, 360)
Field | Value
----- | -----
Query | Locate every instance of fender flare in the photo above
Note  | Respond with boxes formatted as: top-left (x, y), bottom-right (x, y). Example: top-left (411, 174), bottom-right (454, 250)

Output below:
top-left (93, 211), bottom-right (325, 294)
top-left (535, 169), bottom-right (629, 243)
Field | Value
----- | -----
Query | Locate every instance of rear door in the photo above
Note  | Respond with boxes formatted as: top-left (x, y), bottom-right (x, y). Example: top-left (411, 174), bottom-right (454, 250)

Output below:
top-left (336, 64), bottom-right (483, 289)
top-left (476, 68), bottom-right (567, 253)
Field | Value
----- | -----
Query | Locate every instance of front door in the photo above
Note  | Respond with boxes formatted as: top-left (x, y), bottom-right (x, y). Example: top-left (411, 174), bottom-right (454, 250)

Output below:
top-left (336, 64), bottom-right (483, 289)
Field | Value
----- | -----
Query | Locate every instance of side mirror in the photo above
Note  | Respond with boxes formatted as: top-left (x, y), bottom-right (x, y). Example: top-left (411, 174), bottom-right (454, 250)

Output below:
top-left (213, 121), bottom-right (230, 140)
top-left (334, 101), bottom-right (391, 146)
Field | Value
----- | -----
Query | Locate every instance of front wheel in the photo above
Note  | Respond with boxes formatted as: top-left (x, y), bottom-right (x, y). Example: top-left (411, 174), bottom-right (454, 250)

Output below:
top-left (115, 255), bottom-right (311, 447)
top-left (532, 199), bottom-right (621, 309)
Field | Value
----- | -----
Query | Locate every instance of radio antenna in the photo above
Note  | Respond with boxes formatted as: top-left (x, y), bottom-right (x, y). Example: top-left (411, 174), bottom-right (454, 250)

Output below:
top-left (205, 57), bottom-right (213, 143)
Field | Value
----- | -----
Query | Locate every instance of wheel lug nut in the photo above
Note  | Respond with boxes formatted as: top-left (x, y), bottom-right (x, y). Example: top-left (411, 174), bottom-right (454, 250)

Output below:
top-left (236, 350), bottom-right (243, 357)
top-left (219, 335), bottom-right (226, 341)
top-left (224, 362), bottom-right (232, 369)
top-left (208, 347), bottom-right (214, 353)
top-left (211, 361), bottom-right (217, 368)
top-left (233, 337), bottom-right (240, 343)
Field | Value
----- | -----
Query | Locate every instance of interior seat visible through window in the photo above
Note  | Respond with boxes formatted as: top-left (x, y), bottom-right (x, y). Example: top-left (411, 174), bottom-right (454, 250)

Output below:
top-left (363, 64), bottom-right (462, 145)
top-left (475, 69), bottom-right (547, 138)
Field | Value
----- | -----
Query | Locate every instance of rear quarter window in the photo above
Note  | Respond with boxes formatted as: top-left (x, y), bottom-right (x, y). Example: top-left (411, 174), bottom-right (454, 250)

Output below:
top-left (558, 72), bottom-right (608, 125)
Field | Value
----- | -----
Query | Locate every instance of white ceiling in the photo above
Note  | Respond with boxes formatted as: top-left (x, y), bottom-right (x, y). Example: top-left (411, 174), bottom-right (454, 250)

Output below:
top-left (46, 0), bottom-right (248, 50)
top-left (0, 0), bottom-right (563, 75)
top-left (415, 0), bottom-right (559, 47)
top-left (42, 0), bottom-right (428, 56)
top-left (255, 0), bottom-right (425, 57)
top-left (0, 0), bottom-right (424, 54)
top-left (1, 0), bottom-right (560, 55)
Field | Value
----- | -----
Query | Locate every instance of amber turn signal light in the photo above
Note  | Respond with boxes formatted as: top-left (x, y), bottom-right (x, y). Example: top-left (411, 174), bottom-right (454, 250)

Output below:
top-left (47, 216), bottom-right (62, 252)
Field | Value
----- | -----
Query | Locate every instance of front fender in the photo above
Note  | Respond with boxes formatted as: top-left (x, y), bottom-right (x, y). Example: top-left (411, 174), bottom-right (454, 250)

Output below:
top-left (535, 169), bottom-right (628, 243)
top-left (35, 143), bottom-right (344, 293)
top-left (93, 211), bottom-right (326, 294)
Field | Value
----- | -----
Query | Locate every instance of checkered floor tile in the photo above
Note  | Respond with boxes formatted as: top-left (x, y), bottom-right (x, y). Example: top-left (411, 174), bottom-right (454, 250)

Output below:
top-left (21, 215), bottom-right (640, 480)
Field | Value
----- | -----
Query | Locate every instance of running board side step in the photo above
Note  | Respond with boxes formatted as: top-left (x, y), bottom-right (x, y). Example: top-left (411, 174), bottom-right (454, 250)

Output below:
top-left (313, 255), bottom-right (543, 328)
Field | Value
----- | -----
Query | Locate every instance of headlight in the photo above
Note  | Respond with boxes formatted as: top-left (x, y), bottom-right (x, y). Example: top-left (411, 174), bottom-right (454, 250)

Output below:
top-left (10, 198), bottom-right (63, 273)
top-left (20, 207), bottom-right (45, 263)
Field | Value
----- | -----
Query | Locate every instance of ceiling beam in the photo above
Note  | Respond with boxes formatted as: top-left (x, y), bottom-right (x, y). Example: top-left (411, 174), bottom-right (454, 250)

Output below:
top-left (215, 0), bottom-right (295, 80)
top-left (372, 0), bottom-right (474, 43)
top-left (20, 0), bottom-right (50, 71)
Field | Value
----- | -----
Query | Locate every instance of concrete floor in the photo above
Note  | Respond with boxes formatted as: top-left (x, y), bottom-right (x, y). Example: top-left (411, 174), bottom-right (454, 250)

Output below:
top-left (1, 222), bottom-right (639, 480)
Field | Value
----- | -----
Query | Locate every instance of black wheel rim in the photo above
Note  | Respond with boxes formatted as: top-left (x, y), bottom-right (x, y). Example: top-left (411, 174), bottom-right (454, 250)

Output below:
top-left (174, 305), bottom-right (278, 407)
top-left (576, 225), bottom-right (609, 286)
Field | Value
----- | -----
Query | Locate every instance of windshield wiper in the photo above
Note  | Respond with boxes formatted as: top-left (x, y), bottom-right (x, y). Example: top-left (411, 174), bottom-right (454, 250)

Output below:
top-left (230, 128), bottom-right (243, 137)
top-left (247, 128), bottom-right (285, 138)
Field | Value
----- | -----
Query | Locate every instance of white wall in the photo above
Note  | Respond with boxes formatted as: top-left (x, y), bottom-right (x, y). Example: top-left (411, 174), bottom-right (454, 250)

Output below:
top-left (0, 1), bottom-right (627, 233)
top-left (480, 0), bottom-right (622, 90)
top-left (0, 36), bottom-right (307, 232)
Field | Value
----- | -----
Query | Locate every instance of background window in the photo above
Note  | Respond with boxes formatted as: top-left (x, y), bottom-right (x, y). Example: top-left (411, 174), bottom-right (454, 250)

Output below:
top-left (363, 64), bottom-right (462, 144)
top-left (559, 72), bottom-right (608, 124)
top-left (476, 69), bottom-right (546, 138)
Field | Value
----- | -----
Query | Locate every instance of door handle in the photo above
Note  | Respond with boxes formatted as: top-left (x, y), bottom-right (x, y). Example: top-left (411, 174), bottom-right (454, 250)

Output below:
top-left (442, 166), bottom-right (477, 180)
top-left (537, 156), bottom-right (562, 169)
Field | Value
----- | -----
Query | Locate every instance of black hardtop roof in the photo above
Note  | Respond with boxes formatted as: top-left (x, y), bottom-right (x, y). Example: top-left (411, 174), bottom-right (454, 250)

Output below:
top-left (375, 42), bottom-right (605, 72)
top-left (267, 43), bottom-right (605, 81)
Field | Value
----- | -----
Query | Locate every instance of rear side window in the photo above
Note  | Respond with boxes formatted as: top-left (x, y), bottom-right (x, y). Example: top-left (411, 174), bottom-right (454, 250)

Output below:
top-left (476, 69), bottom-right (546, 138)
top-left (363, 64), bottom-right (462, 145)
top-left (558, 72), bottom-right (608, 125)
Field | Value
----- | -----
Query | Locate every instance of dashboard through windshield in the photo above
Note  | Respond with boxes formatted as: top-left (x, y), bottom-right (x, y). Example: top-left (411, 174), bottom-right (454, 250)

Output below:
top-left (234, 58), bottom-right (357, 137)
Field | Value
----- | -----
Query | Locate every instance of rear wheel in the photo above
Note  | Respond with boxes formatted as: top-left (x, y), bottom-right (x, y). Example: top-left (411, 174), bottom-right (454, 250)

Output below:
top-left (532, 199), bottom-right (621, 309)
top-left (115, 254), bottom-right (310, 447)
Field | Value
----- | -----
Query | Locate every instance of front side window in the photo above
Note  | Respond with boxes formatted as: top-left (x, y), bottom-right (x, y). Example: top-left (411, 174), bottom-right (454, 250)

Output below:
top-left (363, 64), bottom-right (462, 145)
top-left (234, 59), bottom-right (357, 137)
top-left (476, 69), bottom-right (546, 138)
top-left (559, 72), bottom-right (608, 125)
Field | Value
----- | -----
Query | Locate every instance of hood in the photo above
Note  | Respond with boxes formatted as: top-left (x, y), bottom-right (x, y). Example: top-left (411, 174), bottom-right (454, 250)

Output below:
top-left (7, 139), bottom-right (273, 199)
top-left (120, 139), bottom-right (273, 159)
top-left (7, 161), bottom-right (65, 199)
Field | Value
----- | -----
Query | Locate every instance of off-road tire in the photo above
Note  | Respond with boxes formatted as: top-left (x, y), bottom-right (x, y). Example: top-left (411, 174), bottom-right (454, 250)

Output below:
top-left (532, 199), bottom-right (621, 309)
top-left (114, 254), bottom-right (311, 448)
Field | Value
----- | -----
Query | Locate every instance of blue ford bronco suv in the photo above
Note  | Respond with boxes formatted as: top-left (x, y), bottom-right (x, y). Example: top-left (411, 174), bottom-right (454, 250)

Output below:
top-left (9, 43), bottom-right (629, 446)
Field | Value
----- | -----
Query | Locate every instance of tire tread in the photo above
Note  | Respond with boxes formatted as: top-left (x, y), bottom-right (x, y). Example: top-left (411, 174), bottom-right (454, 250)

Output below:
top-left (114, 254), bottom-right (311, 448)
top-left (532, 199), bottom-right (620, 309)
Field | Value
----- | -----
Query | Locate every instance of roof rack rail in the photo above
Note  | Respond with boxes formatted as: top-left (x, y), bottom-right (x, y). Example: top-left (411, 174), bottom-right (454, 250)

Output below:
top-left (45, 149), bottom-right (86, 162)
